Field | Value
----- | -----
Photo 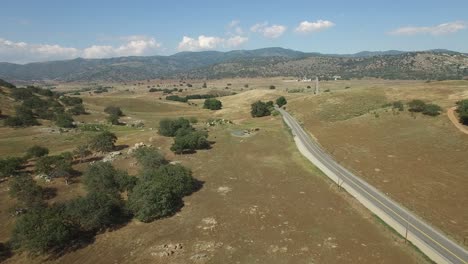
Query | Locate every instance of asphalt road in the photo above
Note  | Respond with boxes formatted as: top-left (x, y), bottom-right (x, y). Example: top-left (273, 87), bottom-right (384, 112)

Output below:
top-left (277, 107), bottom-right (468, 264)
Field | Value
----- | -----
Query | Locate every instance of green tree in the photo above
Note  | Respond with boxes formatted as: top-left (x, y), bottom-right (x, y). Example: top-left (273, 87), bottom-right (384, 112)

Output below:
top-left (0, 157), bottom-right (24, 178)
top-left (67, 104), bottom-right (86, 115)
top-left (408, 99), bottom-right (426, 112)
top-left (422, 103), bottom-right (442, 116)
top-left (127, 179), bottom-right (180, 222)
top-left (104, 106), bottom-right (123, 117)
top-left (276, 96), bottom-right (287, 107)
top-left (82, 162), bottom-right (135, 194)
top-left (158, 118), bottom-right (192, 137)
top-left (26, 145), bottom-right (49, 159)
top-left (106, 113), bottom-right (120, 125)
top-left (133, 146), bottom-right (167, 171)
top-left (142, 164), bottom-right (196, 196)
top-left (73, 145), bottom-right (91, 163)
top-left (64, 191), bottom-right (126, 232)
top-left (4, 106), bottom-right (39, 127)
top-left (35, 154), bottom-right (73, 178)
top-left (456, 99), bottom-right (468, 125)
top-left (11, 207), bottom-right (77, 254)
top-left (170, 131), bottom-right (209, 154)
top-left (55, 113), bottom-right (75, 128)
top-left (250, 101), bottom-right (271, 117)
top-left (9, 175), bottom-right (45, 209)
top-left (203, 98), bottom-right (222, 110)
top-left (89, 131), bottom-right (117, 152)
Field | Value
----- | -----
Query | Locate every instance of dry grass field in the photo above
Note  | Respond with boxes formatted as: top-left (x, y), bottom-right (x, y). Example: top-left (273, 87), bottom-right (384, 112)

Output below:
top-left (0, 81), bottom-right (428, 263)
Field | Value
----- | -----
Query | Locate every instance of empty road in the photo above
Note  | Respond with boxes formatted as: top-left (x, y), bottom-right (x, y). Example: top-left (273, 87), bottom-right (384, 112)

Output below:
top-left (278, 107), bottom-right (468, 264)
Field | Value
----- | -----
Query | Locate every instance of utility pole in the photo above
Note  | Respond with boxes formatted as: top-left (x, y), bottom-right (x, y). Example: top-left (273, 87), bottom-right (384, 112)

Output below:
top-left (315, 76), bottom-right (320, 95)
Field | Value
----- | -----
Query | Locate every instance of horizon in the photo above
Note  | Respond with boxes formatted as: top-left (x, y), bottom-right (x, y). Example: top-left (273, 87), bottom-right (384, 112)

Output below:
top-left (1, 0), bottom-right (468, 63)
top-left (1, 46), bottom-right (466, 65)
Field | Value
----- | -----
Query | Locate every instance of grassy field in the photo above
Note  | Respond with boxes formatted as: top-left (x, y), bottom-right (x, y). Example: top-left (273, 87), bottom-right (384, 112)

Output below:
top-left (286, 79), bottom-right (468, 245)
top-left (0, 82), bottom-right (427, 263)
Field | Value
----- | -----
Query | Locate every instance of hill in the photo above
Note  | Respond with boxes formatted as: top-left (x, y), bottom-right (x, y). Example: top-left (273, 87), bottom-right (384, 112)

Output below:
top-left (0, 48), bottom-right (467, 82)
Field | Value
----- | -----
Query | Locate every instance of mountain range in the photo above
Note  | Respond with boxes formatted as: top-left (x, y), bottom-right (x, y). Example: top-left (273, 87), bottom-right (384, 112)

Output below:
top-left (0, 48), bottom-right (467, 82)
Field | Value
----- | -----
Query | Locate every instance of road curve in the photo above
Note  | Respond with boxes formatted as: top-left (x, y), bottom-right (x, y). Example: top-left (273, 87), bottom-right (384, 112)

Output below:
top-left (277, 107), bottom-right (468, 264)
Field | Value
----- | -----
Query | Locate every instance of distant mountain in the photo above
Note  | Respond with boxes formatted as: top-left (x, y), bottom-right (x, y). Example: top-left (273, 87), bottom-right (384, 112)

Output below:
top-left (0, 47), bottom-right (467, 82)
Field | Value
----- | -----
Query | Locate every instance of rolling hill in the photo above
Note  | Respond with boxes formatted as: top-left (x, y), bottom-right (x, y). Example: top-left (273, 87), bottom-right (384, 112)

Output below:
top-left (0, 48), bottom-right (467, 82)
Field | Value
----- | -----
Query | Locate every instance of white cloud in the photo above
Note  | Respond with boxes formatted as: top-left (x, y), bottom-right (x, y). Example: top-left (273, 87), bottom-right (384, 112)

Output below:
top-left (177, 34), bottom-right (248, 51)
top-left (0, 35), bottom-right (161, 63)
top-left (0, 38), bottom-right (80, 63)
top-left (295, 20), bottom-right (335, 34)
top-left (250, 22), bottom-right (287, 38)
top-left (226, 36), bottom-right (248, 48)
top-left (83, 36), bottom-right (161, 58)
top-left (389, 21), bottom-right (466, 36)
top-left (227, 20), bottom-right (244, 36)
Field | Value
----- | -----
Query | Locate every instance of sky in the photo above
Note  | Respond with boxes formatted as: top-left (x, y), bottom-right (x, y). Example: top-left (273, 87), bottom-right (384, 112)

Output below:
top-left (1, 0), bottom-right (467, 63)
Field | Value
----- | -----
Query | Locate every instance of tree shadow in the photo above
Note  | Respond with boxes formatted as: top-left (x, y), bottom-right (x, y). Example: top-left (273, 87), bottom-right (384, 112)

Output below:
top-left (42, 187), bottom-right (57, 200)
top-left (114, 144), bottom-right (129, 151)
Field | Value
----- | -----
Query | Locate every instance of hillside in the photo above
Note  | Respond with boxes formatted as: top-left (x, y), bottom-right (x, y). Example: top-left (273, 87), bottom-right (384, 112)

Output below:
top-left (0, 48), bottom-right (467, 82)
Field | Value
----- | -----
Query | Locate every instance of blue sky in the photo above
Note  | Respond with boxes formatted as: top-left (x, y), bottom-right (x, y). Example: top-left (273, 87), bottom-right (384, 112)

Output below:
top-left (1, 0), bottom-right (467, 63)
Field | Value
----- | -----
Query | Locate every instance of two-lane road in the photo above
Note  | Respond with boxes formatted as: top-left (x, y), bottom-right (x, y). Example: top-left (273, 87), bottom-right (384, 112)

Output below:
top-left (277, 107), bottom-right (468, 264)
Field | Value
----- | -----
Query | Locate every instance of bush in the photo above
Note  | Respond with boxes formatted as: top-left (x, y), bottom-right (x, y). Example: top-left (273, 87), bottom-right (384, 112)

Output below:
top-left (82, 162), bottom-right (135, 194)
top-left (11, 207), bottom-right (77, 254)
top-left (106, 113), bottom-right (120, 125)
top-left (0, 157), bottom-right (24, 178)
top-left (203, 98), bottom-right (222, 110)
top-left (251, 101), bottom-right (271, 117)
top-left (104, 106), bottom-right (123, 117)
top-left (456, 99), bottom-right (468, 125)
top-left (392, 101), bottom-right (404, 111)
top-left (276, 96), bottom-right (287, 107)
top-left (67, 104), bottom-right (86, 115)
top-left (60, 96), bottom-right (82, 106)
top-left (9, 175), bottom-right (44, 209)
top-left (4, 106), bottom-right (39, 127)
top-left (269, 85), bottom-right (276, 90)
top-left (422, 103), bottom-right (442, 116)
top-left (158, 118), bottom-right (192, 137)
top-left (64, 191), bottom-right (126, 232)
top-left (166, 95), bottom-right (188, 102)
top-left (133, 146), bottom-right (167, 171)
top-left (408, 99), bottom-right (426, 112)
top-left (89, 131), bottom-right (117, 152)
top-left (55, 113), bottom-right (74, 128)
top-left (35, 154), bottom-right (73, 178)
top-left (0, 242), bottom-right (11, 262)
top-left (11, 89), bottom-right (33, 101)
top-left (128, 164), bottom-right (196, 222)
top-left (170, 131), bottom-right (210, 154)
top-left (26, 145), bottom-right (49, 159)
top-left (127, 178), bottom-right (180, 222)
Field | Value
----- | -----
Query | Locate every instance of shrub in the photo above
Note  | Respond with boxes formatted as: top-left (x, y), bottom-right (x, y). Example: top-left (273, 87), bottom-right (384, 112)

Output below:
top-left (60, 96), bottom-right (82, 106)
top-left (276, 96), bottom-right (287, 107)
top-left (422, 103), bottom-right (442, 116)
top-left (67, 104), bottom-right (86, 115)
top-left (106, 113), bottom-right (120, 125)
top-left (170, 131), bottom-right (209, 154)
top-left (5, 106), bottom-right (39, 127)
top-left (203, 98), bottom-right (222, 110)
top-left (82, 162), bottom-right (135, 194)
top-left (11, 207), bottom-right (77, 254)
top-left (0, 157), bottom-right (24, 178)
top-left (408, 99), bottom-right (426, 112)
top-left (35, 154), bottom-right (73, 178)
top-left (0, 242), bottom-right (11, 262)
top-left (104, 106), bottom-right (123, 117)
top-left (158, 118), bottom-right (192, 137)
top-left (11, 89), bottom-right (33, 101)
top-left (9, 175), bottom-right (45, 209)
top-left (133, 146), bottom-right (167, 171)
top-left (269, 85), bottom-right (276, 90)
top-left (89, 131), bottom-right (117, 152)
top-left (392, 101), bottom-right (404, 111)
top-left (64, 191), bottom-right (126, 232)
top-left (251, 101), bottom-right (271, 117)
top-left (127, 178), bottom-right (180, 222)
top-left (26, 145), bottom-right (49, 159)
top-left (456, 99), bottom-right (468, 125)
top-left (55, 113), bottom-right (75, 128)
top-left (166, 95), bottom-right (188, 102)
